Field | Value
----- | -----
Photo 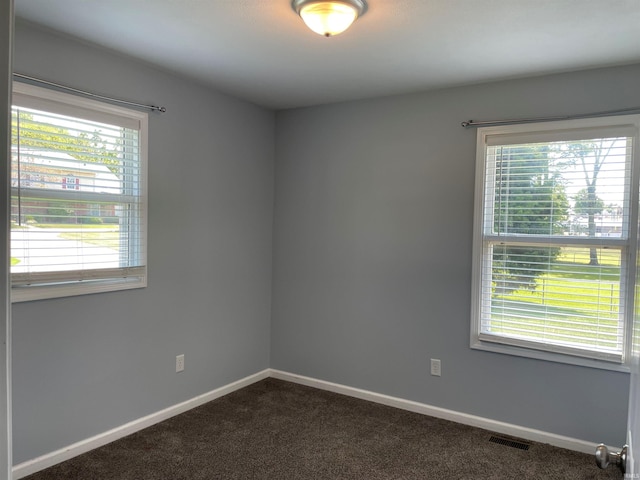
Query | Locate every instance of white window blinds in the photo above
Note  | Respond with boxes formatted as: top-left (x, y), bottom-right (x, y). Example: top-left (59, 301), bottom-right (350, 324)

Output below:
top-left (472, 117), bottom-right (640, 366)
top-left (10, 83), bottom-right (148, 301)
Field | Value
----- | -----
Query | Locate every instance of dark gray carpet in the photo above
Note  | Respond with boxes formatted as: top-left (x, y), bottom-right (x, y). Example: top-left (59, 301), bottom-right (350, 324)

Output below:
top-left (25, 378), bottom-right (622, 479)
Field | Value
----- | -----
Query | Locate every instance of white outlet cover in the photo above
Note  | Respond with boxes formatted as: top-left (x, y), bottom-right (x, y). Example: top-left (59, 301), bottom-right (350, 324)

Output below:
top-left (176, 354), bottom-right (185, 372)
top-left (430, 358), bottom-right (441, 377)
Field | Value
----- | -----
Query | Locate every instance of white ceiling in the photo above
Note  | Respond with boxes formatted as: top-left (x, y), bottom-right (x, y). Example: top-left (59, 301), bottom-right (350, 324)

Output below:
top-left (14, 0), bottom-right (640, 110)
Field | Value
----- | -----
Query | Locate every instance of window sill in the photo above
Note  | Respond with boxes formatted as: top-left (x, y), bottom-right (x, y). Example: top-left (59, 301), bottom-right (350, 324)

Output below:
top-left (470, 339), bottom-right (631, 373)
top-left (11, 276), bottom-right (146, 303)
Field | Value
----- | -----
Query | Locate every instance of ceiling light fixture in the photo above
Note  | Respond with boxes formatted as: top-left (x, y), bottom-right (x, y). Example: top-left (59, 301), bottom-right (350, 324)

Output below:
top-left (292, 0), bottom-right (367, 37)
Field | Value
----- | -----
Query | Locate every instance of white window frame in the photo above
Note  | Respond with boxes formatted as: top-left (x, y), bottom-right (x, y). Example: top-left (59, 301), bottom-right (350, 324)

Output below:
top-left (470, 115), bottom-right (640, 371)
top-left (10, 82), bottom-right (148, 302)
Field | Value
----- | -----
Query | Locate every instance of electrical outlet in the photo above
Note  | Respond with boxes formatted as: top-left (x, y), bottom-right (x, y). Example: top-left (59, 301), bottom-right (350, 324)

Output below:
top-left (430, 358), bottom-right (441, 377)
top-left (176, 354), bottom-right (185, 373)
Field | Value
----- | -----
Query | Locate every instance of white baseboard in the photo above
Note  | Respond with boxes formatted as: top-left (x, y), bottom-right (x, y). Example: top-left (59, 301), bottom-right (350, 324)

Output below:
top-left (12, 369), bottom-right (271, 480)
top-left (13, 367), bottom-right (614, 479)
top-left (269, 369), bottom-right (615, 456)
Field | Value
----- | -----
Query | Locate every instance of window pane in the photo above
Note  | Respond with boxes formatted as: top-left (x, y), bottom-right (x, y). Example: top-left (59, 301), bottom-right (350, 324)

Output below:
top-left (10, 106), bottom-right (143, 275)
top-left (487, 137), bottom-right (631, 238)
top-left (10, 197), bottom-right (136, 272)
top-left (482, 245), bottom-right (623, 355)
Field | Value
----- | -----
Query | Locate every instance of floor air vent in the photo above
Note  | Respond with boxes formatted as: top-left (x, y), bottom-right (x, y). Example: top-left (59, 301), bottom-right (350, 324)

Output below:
top-left (489, 435), bottom-right (531, 451)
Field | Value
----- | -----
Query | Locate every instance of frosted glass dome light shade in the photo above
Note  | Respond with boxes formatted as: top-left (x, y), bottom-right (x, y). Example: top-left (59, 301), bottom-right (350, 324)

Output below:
top-left (292, 0), bottom-right (368, 37)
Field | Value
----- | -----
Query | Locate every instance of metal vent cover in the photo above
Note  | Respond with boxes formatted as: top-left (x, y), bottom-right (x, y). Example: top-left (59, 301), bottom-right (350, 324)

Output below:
top-left (489, 435), bottom-right (531, 451)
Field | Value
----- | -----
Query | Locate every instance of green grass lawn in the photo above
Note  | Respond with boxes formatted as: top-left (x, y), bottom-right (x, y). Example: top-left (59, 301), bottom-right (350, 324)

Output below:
top-left (556, 248), bottom-right (619, 265)
top-left (59, 230), bottom-right (121, 250)
top-left (34, 223), bottom-right (118, 229)
top-left (11, 222), bottom-right (121, 249)
top-left (489, 247), bottom-right (622, 350)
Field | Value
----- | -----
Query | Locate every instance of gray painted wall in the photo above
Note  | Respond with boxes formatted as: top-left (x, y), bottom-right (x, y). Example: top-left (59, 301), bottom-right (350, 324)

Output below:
top-left (1, 2), bottom-right (14, 477)
top-left (271, 65), bottom-right (640, 446)
top-left (11, 22), bottom-right (275, 464)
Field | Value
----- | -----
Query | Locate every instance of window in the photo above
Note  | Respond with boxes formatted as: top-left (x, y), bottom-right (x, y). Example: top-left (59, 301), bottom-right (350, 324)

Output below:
top-left (10, 83), bottom-right (148, 302)
top-left (471, 116), bottom-right (640, 369)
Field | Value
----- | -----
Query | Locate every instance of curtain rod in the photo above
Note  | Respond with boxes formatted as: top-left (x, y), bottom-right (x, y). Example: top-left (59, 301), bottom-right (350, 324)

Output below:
top-left (461, 105), bottom-right (640, 128)
top-left (12, 72), bottom-right (167, 113)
